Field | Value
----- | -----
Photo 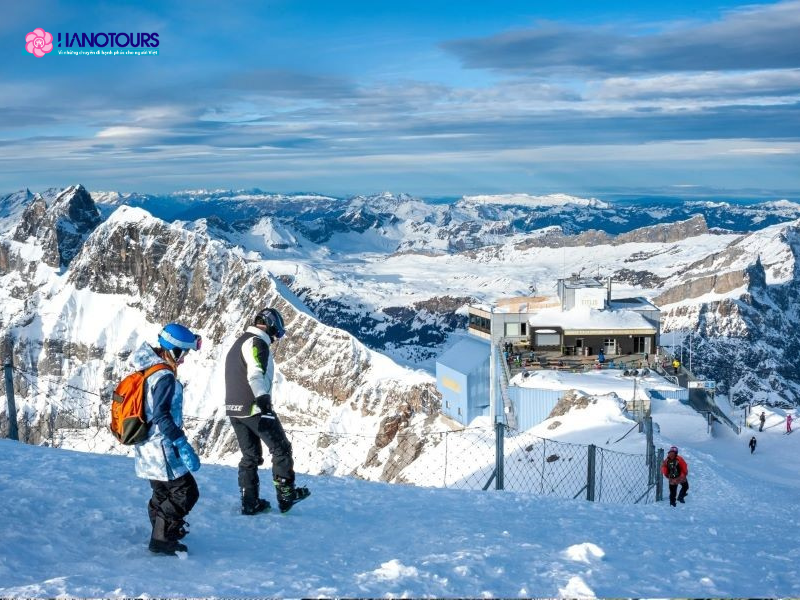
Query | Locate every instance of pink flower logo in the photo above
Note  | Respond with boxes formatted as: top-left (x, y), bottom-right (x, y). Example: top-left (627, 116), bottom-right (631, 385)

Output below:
top-left (25, 28), bottom-right (53, 58)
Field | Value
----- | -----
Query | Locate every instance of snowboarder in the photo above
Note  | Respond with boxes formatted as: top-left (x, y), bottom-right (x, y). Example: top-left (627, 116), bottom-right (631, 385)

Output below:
top-left (225, 307), bottom-right (310, 514)
top-left (787, 414), bottom-right (793, 433)
top-left (672, 358), bottom-right (681, 375)
top-left (133, 323), bottom-right (202, 555)
top-left (759, 411), bottom-right (766, 432)
top-left (749, 436), bottom-right (757, 454)
top-left (661, 445), bottom-right (689, 507)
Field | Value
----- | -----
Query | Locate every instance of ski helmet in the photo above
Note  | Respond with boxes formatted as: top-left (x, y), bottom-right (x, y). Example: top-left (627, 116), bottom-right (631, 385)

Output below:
top-left (668, 445), bottom-right (678, 454)
top-left (255, 307), bottom-right (286, 340)
top-left (158, 323), bottom-right (201, 362)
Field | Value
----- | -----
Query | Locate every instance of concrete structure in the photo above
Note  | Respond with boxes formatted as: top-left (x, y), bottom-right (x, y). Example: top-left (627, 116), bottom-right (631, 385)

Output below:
top-left (528, 306), bottom-right (657, 356)
top-left (435, 336), bottom-right (491, 424)
top-left (443, 275), bottom-right (664, 427)
top-left (468, 296), bottom-right (560, 344)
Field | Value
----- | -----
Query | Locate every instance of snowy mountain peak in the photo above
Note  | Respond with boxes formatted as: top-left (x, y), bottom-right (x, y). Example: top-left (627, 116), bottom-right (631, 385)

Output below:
top-left (9, 184), bottom-right (101, 268)
top-left (459, 193), bottom-right (610, 209)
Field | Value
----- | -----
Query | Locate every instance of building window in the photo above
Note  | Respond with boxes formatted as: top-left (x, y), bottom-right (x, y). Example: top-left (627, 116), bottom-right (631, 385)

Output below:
top-left (521, 323), bottom-right (527, 335)
top-left (604, 339), bottom-right (616, 354)
top-left (469, 313), bottom-right (491, 334)
top-left (445, 401), bottom-right (450, 408)
top-left (633, 336), bottom-right (645, 353)
top-left (457, 407), bottom-right (462, 416)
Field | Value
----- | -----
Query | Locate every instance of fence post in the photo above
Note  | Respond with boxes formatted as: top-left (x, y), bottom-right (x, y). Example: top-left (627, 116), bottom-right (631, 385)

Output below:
top-left (586, 444), bottom-right (596, 501)
top-left (495, 420), bottom-right (504, 490)
top-left (655, 447), bottom-right (664, 501)
top-left (4, 361), bottom-right (18, 441)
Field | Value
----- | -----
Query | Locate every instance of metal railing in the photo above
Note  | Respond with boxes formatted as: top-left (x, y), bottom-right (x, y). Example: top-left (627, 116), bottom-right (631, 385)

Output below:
top-left (2, 365), bottom-right (662, 505)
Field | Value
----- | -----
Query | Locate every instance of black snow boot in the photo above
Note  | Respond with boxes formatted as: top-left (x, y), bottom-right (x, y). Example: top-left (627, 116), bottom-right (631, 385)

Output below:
top-left (149, 516), bottom-right (188, 556)
top-left (274, 478), bottom-right (310, 513)
top-left (241, 485), bottom-right (271, 515)
top-left (166, 519), bottom-right (189, 540)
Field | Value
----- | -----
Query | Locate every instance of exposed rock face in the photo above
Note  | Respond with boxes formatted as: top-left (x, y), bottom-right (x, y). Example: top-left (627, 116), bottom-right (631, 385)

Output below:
top-left (548, 390), bottom-right (593, 418)
top-left (654, 269), bottom-right (751, 305)
top-left (660, 234), bottom-right (800, 407)
top-left (12, 185), bottom-right (101, 268)
top-left (1, 197), bottom-right (441, 479)
top-left (515, 215), bottom-right (709, 251)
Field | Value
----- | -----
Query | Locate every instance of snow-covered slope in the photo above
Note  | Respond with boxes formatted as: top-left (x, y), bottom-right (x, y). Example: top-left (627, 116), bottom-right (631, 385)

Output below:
top-left (1, 390), bottom-right (799, 598)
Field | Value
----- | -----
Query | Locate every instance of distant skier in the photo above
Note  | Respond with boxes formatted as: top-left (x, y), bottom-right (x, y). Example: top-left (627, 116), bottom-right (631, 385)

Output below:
top-left (225, 307), bottom-right (310, 514)
top-left (787, 414), bottom-right (793, 433)
top-left (672, 358), bottom-right (681, 375)
top-left (661, 445), bottom-right (689, 507)
top-left (749, 436), bottom-right (757, 454)
top-left (133, 323), bottom-right (202, 555)
top-left (759, 411), bottom-right (766, 432)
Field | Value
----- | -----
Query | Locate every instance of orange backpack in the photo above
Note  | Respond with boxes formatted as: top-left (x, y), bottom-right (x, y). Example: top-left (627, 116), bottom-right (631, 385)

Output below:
top-left (110, 364), bottom-right (173, 445)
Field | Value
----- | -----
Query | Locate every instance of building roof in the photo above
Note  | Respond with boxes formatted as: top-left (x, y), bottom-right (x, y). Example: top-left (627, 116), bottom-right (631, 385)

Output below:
top-left (470, 296), bottom-right (560, 314)
top-left (528, 307), bottom-right (657, 333)
top-left (560, 277), bottom-right (606, 289)
top-left (494, 296), bottom-right (560, 313)
top-left (437, 335), bottom-right (490, 373)
top-left (608, 297), bottom-right (660, 312)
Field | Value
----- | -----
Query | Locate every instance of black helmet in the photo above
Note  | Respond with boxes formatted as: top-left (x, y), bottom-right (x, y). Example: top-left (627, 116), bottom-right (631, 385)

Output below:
top-left (255, 307), bottom-right (286, 340)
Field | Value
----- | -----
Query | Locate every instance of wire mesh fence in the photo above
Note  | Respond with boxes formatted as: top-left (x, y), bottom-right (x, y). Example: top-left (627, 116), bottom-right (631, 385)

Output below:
top-left (2, 365), bottom-right (660, 504)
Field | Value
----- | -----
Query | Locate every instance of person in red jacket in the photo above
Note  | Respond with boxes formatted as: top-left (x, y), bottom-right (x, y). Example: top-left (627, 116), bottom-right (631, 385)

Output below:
top-left (661, 445), bottom-right (689, 507)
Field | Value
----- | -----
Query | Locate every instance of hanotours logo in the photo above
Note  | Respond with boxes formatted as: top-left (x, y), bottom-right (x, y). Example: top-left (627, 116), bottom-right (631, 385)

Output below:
top-left (24, 28), bottom-right (160, 57)
top-left (25, 28), bottom-right (53, 57)
top-left (57, 31), bottom-right (159, 48)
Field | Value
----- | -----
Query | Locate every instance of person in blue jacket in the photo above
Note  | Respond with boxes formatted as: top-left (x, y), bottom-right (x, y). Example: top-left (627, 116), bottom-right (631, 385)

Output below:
top-left (131, 323), bottom-right (202, 555)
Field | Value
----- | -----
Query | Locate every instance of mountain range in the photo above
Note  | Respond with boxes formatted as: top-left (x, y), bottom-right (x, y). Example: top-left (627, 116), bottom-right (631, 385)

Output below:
top-left (1, 184), bottom-right (799, 475)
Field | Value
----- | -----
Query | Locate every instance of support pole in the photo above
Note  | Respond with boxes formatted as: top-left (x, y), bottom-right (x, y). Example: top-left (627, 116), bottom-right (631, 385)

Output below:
top-left (586, 444), bottom-right (596, 501)
top-left (4, 361), bottom-right (18, 441)
top-left (655, 448), bottom-right (665, 502)
top-left (495, 420), bottom-right (504, 490)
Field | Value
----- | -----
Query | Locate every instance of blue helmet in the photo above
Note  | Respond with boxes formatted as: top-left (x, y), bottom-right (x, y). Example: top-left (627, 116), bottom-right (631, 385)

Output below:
top-left (158, 323), bottom-right (202, 358)
top-left (255, 307), bottom-right (286, 340)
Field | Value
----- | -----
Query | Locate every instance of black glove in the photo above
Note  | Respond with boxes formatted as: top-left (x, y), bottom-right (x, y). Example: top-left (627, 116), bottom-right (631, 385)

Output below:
top-left (255, 394), bottom-right (272, 414)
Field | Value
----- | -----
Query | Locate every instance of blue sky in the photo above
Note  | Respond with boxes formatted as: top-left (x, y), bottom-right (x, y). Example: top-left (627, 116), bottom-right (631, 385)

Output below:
top-left (1, 0), bottom-right (799, 197)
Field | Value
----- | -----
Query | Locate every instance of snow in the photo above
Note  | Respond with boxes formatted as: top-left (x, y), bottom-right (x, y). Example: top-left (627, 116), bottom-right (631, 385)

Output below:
top-left (460, 193), bottom-right (610, 209)
top-left (511, 368), bottom-right (683, 403)
top-left (528, 307), bottom-right (657, 332)
top-left (2, 396), bottom-right (800, 597)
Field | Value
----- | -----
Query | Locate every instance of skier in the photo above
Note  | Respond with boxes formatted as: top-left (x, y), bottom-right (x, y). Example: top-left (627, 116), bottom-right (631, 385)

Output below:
top-left (749, 436), bottom-right (757, 454)
top-left (759, 411), bottom-right (766, 432)
top-left (787, 414), bottom-right (793, 433)
top-left (661, 445), bottom-right (689, 507)
top-left (133, 323), bottom-right (202, 555)
top-left (225, 307), bottom-right (310, 514)
top-left (672, 358), bottom-right (681, 375)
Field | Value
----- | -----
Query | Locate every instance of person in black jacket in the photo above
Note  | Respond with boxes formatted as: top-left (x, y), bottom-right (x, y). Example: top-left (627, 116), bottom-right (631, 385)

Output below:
top-left (749, 436), bottom-right (757, 454)
top-left (225, 307), bottom-right (310, 514)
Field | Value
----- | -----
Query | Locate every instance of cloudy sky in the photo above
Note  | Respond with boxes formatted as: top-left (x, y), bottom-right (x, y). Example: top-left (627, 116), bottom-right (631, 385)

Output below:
top-left (2, 0), bottom-right (799, 197)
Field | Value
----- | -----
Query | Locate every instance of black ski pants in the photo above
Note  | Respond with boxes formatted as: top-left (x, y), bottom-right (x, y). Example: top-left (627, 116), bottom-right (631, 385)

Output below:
top-left (668, 479), bottom-right (689, 506)
top-left (148, 472), bottom-right (199, 540)
top-left (230, 412), bottom-right (294, 493)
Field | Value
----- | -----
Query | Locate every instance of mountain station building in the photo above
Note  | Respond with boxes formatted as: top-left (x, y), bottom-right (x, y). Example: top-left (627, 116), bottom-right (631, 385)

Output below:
top-left (437, 276), bottom-right (662, 427)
